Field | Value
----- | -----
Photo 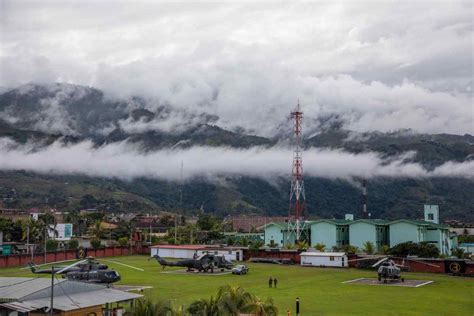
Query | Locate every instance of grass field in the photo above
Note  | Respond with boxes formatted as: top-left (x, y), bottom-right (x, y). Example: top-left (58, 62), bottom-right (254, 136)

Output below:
top-left (1, 255), bottom-right (473, 315)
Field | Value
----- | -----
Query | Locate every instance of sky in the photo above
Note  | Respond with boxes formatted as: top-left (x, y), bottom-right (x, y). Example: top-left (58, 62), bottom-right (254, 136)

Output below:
top-left (0, 1), bottom-right (472, 181)
top-left (1, 0), bottom-right (472, 137)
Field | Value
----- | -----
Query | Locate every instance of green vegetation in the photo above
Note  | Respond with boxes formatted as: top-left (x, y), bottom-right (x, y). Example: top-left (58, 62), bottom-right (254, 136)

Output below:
top-left (0, 255), bottom-right (472, 315)
top-left (363, 241), bottom-right (375, 255)
top-left (67, 239), bottom-right (79, 250)
top-left (45, 239), bottom-right (58, 251)
top-left (90, 238), bottom-right (102, 249)
top-left (389, 241), bottom-right (440, 258)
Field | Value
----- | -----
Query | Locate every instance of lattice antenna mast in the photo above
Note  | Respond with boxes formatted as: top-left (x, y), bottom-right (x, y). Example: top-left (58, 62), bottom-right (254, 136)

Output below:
top-left (289, 100), bottom-right (306, 241)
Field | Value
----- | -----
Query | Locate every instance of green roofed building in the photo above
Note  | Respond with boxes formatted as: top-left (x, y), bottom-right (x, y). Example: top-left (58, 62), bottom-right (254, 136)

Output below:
top-left (348, 219), bottom-right (390, 251)
top-left (261, 205), bottom-right (456, 255)
top-left (262, 222), bottom-right (312, 247)
top-left (388, 205), bottom-right (455, 255)
top-left (308, 220), bottom-right (350, 250)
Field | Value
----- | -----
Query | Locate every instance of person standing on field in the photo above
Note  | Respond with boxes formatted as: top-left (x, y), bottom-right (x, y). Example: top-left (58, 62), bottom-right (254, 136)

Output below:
top-left (268, 277), bottom-right (273, 288)
top-left (273, 277), bottom-right (278, 288)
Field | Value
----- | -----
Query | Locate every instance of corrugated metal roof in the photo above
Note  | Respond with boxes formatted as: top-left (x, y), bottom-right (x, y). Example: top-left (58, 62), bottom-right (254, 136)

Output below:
top-left (0, 277), bottom-right (142, 312)
top-left (0, 301), bottom-right (38, 312)
top-left (151, 245), bottom-right (206, 250)
top-left (0, 277), bottom-right (65, 301)
top-left (301, 252), bottom-right (347, 257)
top-left (23, 288), bottom-right (142, 311)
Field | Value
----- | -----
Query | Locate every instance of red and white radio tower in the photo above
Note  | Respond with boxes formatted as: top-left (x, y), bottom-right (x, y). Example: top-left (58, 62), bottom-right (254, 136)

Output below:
top-left (288, 100), bottom-right (306, 242)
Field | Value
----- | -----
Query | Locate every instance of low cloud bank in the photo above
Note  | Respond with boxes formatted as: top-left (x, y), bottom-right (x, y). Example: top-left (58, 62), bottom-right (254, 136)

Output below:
top-left (0, 138), bottom-right (472, 181)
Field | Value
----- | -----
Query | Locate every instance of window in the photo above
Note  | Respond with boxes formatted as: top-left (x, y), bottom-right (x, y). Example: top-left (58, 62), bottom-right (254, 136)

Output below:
top-left (428, 214), bottom-right (434, 220)
top-left (330, 256), bottom-right (334, 261)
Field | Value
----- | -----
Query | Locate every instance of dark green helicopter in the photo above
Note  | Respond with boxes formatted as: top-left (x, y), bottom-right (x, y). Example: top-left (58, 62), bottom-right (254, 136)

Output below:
top-left (150, 253), bottom-right (233, 272)
top-left (27, 256), bottom-right (143, 284)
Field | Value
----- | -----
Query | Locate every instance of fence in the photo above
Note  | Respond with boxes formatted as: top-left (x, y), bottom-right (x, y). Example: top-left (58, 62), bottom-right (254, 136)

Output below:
top-left (0, 244), bottom-right (150, 268)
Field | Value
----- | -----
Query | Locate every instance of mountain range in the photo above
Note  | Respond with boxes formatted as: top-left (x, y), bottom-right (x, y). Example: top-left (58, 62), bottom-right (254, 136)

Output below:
top-left (0, 83), bottom-right (473, 222)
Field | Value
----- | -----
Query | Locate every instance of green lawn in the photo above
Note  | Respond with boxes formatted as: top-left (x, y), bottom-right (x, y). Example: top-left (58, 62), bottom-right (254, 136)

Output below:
top-left (1, 255), bottom-right (473, 315)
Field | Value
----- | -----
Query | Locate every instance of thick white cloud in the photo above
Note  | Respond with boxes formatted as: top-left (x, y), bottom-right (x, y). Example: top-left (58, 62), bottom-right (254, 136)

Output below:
top-left (1, 1), bottom-right (472, 136)
top-left (0, 138), bottom-right (472, 181)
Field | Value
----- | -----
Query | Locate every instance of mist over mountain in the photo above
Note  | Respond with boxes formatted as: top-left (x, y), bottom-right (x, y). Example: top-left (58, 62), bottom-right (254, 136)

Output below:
top-left (0, 83), bottom-right (472, 222)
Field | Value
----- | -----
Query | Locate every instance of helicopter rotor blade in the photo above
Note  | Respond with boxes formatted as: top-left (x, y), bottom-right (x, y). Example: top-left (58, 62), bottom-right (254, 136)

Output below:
top-left (100, 259), bottom-right (144, 271)
top-left (56, 259), bottom-right (89, 274)
top-left (20, 259), bottom-right (79, 270)
top-left (396, 257), bottom-right (441, 268)
top-left (371, 257), bottom-right (389, 267)
top-left (346, 256), bottom-right (386, 263)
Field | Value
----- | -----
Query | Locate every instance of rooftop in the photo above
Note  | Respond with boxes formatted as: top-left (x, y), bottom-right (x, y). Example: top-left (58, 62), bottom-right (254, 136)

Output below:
top-left (0, 277), bottom-right (141, 312)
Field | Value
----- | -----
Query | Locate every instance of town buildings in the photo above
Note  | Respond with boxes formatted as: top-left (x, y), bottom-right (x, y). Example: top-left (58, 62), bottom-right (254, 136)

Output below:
top-left (262, 205), bottom-right (458, 255)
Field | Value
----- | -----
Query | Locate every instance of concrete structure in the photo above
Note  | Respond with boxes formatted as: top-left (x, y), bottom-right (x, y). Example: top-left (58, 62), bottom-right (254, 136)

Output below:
top-left (309, 220), bottom-right (350, 250)
top-left (261, 205), bottom-right (457, 255)
top-left (48, 223), bottom-right (73, 241)
top-left (388, 219), bottom-right (454, 255)
top-left (349, 220), bottom-right (389, 251)
top-left (150, 245), bottom-right (243, 261)
top-left (0, 277), bottom-right (141, 315)
top-left (300, 252), bottom-right (348, 267)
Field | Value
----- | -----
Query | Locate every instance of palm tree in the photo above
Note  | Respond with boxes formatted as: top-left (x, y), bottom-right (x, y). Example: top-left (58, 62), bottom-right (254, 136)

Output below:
top-left (363, 241), bottom-right (375, 255)
top-left (217, 285), bottom-right (254, 315)
top-left (241, 297), bottom-right (278, 316)
top-left (128, 298), bottom-right (173, 316)
top-left (187, 296), bottom-right (220, 316)
top-left (22, 218), bottom-right (46, 245)
top-left (315, 243), bottom-right (326, 251)
top-left (89, 220), bottom-right (105, 239)
top-left (296, 240), bottom-right (309, 251)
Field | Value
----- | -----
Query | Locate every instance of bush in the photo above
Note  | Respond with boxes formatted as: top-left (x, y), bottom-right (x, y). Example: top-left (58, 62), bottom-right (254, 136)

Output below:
top-left (45, 239), bottom-right (58, 251)
top-left (90, 239), bottom-right (102, 249)
top-left (68, 239), bottom-right (79, 250)
top-left (389, 241), bottom-right (439, 258)
top-left (118, 237), bottom-right (129, 247)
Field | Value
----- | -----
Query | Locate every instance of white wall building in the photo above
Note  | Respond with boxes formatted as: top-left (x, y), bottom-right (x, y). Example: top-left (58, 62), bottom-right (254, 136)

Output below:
top-left (150, 245), bottom-right (243, 261)
top-left (300, 252), bottom-right (348, 268)
top-left (48, 223), bottom-right (73, 241)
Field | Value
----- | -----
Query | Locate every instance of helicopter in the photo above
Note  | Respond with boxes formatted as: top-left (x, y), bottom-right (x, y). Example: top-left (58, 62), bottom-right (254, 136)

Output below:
top-left (150, 253), bottom-right (233, 273)
top-left (26, 256), bottom-right (143, 284)
top-left (350, 256), bottom-right (440, 283)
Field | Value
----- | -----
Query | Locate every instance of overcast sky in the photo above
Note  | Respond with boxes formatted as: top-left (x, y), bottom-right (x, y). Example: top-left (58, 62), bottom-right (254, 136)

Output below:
top-left (0, 0), bottom-right (473, 136)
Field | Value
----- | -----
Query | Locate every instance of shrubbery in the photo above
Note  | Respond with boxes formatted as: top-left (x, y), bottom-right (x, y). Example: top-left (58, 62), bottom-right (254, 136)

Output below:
top-left (388, 241), bottom-right (439, 258)
top-left (90, 238), bottom-right (102, 249)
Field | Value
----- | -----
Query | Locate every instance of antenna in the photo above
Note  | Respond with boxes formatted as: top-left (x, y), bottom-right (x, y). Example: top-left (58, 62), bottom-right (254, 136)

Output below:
top-left (288, 99), bottom-right (306, 242)
top-left (362, 179), bottom-right (368, 219)
top-left (180, 160), bottom-right (184, 207)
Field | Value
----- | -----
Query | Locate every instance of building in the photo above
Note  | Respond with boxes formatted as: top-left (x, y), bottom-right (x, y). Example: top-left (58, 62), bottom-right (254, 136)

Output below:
top-left (48, 224), bottom-right (73, 241)
top-left (308, 220), bottom-right (350, 250)
top-left (349, 219), bottom-right (389, 251)
top-left (230, 216), bottom-right (289, 232)
top-left (262, 205), bottom-right (457, 256)
top-left (0, 277), bottom-right (141, 315)
top-left (300, 252), bottom-right (348, 267)
top-left (389, 206), bottom-right (455, 255)
top-left (150, 245), bottom-right (244, 261)
top-left (262, 222), bottom-right (312, 247)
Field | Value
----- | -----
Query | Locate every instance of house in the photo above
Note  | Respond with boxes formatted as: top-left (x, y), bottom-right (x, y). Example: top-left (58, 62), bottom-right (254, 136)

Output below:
top-left (300, 252), bottom-right (348, 267)
top-left (349, 219), bottom-right (389, 250)
top-left (309, 220), bottom-right (350, 250)
top-left (0, 277), bottom-right (141, 315)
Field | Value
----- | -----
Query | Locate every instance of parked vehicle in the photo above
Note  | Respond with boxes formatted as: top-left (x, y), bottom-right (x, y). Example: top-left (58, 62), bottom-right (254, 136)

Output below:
top-left (232, 264), bottom-right (249, 275)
